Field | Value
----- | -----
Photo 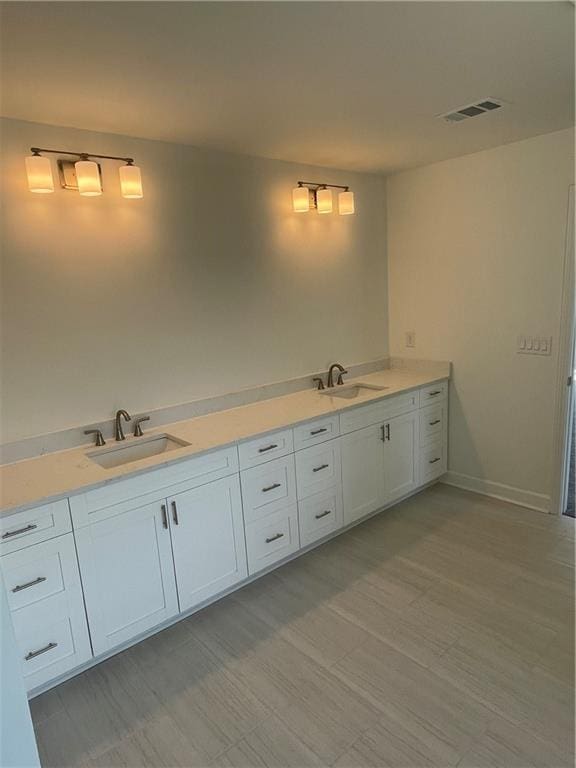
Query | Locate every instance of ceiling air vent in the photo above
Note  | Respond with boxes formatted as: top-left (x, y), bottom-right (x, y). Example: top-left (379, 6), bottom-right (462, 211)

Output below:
top-left (439, 98), bottom-right (505, 124)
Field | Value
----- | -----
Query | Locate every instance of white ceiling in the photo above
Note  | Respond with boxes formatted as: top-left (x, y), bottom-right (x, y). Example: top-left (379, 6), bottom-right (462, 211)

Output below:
top-left (1, 2), bottom-right (573, 174)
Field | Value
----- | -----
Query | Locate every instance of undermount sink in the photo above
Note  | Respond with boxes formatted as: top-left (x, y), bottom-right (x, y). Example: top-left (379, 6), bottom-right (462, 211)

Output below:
top-left (319, 383), bottom-right (388, 399)
top-left (87, 434), bottom-right (190, 469)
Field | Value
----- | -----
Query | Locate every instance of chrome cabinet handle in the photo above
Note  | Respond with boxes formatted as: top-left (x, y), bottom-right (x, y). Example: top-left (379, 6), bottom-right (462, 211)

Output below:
top-left (386, 424), bottom-right (391, 441)
top-left (429, 420), bottom-right (441, 426)
top-left (381, 425), bottom-right (386, 443)
top-left (312, 463), bottom-right (329, 473)
top-left (265, 532), bottom-right (284, 543)
top-left (429, 457), bottom-right (441, 464)
top-left (315, 510), bottom-right (332, 520)
top-left (12, 576), bottom-right (47, 593)
top-left (2, 524), bottom-right (37, 539)
top-left (25, 642), bottom-right (57, 661)
top-left (262, 482), bottom-right (281, 493)
top-left (258, 444), bottom-right (278, 453)
top-left (310, 427), bottom-right (327, 436)
top-left (428, 390), bottom-right (442, 397)
top-left (161, 504), bottom-right (168, 529)
top-left (171, 501), bottom-right (179, 525)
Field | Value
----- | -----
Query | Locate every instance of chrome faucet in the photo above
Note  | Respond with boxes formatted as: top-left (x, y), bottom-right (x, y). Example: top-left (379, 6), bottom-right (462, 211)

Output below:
top-left (327, 363), bottom-right (348, 388)
top-left (114, 409), bottom-right (131, 441)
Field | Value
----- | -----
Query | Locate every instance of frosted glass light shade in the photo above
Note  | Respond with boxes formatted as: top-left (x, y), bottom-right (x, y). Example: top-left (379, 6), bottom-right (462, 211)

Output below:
top-left (119, 164), bottom-right (143, 198)
top-left (25, 155), bottom-right (54, 193)
top-left (338, 190), bottom-right (355, 215)
top-left (75, 160), bottom-right (102, 196)
top-left (292, 186), bottom-right (309, 212)
top-left (316, 187), bottom-right (333, 214)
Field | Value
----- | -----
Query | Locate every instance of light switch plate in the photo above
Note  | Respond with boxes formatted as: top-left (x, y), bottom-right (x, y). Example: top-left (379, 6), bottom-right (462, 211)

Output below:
top-left (517, 335), bottom-right (552, 356)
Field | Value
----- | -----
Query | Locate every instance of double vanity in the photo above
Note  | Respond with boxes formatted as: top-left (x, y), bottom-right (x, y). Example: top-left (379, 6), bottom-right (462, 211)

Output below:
top-left (0, 365), bottom-right (448, 696)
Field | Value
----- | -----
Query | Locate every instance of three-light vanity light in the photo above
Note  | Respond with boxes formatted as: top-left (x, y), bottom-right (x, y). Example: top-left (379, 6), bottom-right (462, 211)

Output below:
top-left (292, 181), bottom-right (355, 215)
top-left (25, 147), bottom-right (143, 198)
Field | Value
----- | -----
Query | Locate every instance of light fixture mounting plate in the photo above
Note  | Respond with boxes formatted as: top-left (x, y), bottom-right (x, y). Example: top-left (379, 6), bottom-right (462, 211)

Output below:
top-left (57, 159), bottom-right (103, 191)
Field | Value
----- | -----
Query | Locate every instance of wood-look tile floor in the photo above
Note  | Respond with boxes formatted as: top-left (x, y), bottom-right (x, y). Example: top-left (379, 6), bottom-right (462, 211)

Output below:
top-left (31, 485), bottom-right (575, 768)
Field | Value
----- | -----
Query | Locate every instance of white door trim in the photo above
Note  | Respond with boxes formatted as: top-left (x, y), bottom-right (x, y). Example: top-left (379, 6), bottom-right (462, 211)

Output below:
top-left (551, 185), bottom-right (575, 515)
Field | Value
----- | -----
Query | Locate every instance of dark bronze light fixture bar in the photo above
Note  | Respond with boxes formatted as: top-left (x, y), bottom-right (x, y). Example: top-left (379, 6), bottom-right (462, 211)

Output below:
top-left (292, 180), bottom-right (355, 215)
top-left (26, 146), bottom-right (143, 198)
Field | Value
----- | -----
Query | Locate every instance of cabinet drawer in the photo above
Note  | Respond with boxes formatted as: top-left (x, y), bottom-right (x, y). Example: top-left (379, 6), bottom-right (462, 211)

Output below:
top-left (241, 455), bottom-right (297, 523)
top-left (339, 392), bottom-right (418, 434)
top-left (419, 403), bottom-right (446, 446)
top-left (293, 416), bottom-right (339, 451)
top-left (419, 440), bottom-right (447, 484)
top-left (419, 381), bottom-right (448, 406)
top-left (1, 500), bottom-right (71, 555)
top-left (295, 439), bottom-right (341, 500)
top-left (12, 599), bottom-right (92, 692)
top-left (245, 505), bottom-right (299, 575)
top-left (238, 429), bottom-right (294, 470)
top-left (298, 486), bottom-right (343, 548)
top-left (70, 446), bottom-right (239, 527)
top-left (1, 534), bottom-right (79, 612)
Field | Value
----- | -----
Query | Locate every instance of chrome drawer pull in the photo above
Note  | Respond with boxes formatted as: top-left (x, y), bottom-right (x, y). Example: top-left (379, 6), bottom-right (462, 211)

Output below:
top-left (262, 482), bottom-right (281, 493)
top-left (312, 463), bottom-right (329, 473)
top-left (258, 444), bottom-right (278, 453)
top-left (429, 420), bottom-right (441, 426)
top-left (265, 532), bottom-right (284, 544)
top-left (2, 524), bottom-right (38, 539)
top-left (161, 504), bottom-right (168, 529)
top-left (25, 642), bottom-right (57, 661)
top-left (315, 510), bottom-right (332, 520)
top-left (428, 390), bottom-right (442, 397)
top-left (310, 428), bottom-right (328, 436)
top-left (12, 576), bottom-right (47, 593)
top-left (429, 457), bottom-right (441, 464)
top-left (171, 501), bottom-right (179, 525)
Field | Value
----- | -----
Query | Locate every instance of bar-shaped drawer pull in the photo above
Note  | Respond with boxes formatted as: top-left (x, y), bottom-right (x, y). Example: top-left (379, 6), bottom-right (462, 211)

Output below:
top-left (258, 444), bottom-right (278, 453)
top-left (25, 642), bottom-right (58, 661)
top-left (2, 523), bottom-right (38, 539)
top-left (310, 427), bottom-right (328, 436)
top-left (428, 390), bottom-right (442, 397)
top-left (429, 457), bottom-right (441, 464)
top-left (312, 463), bottom-right (330, 473)
top-left (171, 501), bottom-right (179, 525)
top-left (429, 419), bottom-right (441, 426)
top-left (265, 532), bottom-right (284, 544)
top-left (161, 504), bottom-right (168, 529)
top-left (262, 482), bottom-right (281, 493)
top-left (12, 576), bottom-right (47, 593)
top-left (314, 509), bottom-right (332, 520)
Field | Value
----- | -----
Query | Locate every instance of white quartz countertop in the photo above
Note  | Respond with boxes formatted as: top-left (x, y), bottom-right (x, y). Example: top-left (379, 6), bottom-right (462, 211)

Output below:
top-left (0, 367), bottom-right (448, 516)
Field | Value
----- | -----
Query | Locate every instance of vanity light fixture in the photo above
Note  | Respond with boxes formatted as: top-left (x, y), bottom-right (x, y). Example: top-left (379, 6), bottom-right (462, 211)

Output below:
top-left (25, 147), bottom-right (143, 199)
top-left (292, 181), bottom-right (355, 215)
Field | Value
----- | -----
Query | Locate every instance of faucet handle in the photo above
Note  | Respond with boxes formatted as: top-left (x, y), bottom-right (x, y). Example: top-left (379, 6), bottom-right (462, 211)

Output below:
top-left (85, 429), bottom-right (106, 447)
top-left (312, 377), bottom-right (325, 391)
top-left (133, 416), bottom-right (150, 437)
top-left (336, 369), bottom-right (348, 385)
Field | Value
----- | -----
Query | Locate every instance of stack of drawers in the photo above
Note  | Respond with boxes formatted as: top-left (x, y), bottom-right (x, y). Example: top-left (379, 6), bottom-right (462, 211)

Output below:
top-left (418, 381), bottom-right (448, 483)
top-left (0, 500), bottom-right (92, 691)
top-left (239, 414), bottom-right (343, 575)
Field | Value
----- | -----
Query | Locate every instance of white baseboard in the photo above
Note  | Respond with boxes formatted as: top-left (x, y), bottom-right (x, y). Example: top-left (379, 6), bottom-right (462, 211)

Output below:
top-left (441, 471), bottom-right (551, 514)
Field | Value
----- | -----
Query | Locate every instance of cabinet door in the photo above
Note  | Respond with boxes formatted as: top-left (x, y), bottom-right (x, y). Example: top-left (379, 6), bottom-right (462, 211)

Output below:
top-left (168, 475), bottom-right (248, 613)
top-left (384, 411), bottom-right (418, 504)
top-left (75, 501), bottom-right (178, 656)
top-left (341, 424), bottom-right (386, 525)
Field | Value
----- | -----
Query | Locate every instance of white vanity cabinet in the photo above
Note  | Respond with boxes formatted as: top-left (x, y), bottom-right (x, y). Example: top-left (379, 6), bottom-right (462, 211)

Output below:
top-left (0, 501), bottom-right (92, 692)
top-left (341, 382), bottom-right (446, 525)
top-left (168, 475), bottom-right (247, 613)
top-left (74, 499), bottom-right (178, 656)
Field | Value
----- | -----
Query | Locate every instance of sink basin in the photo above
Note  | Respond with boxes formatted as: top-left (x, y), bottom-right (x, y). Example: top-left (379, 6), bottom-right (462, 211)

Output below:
top-left (87, 434), bottom-right (190, 469)
top-left (319, 383), bottom-right (388, 399)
